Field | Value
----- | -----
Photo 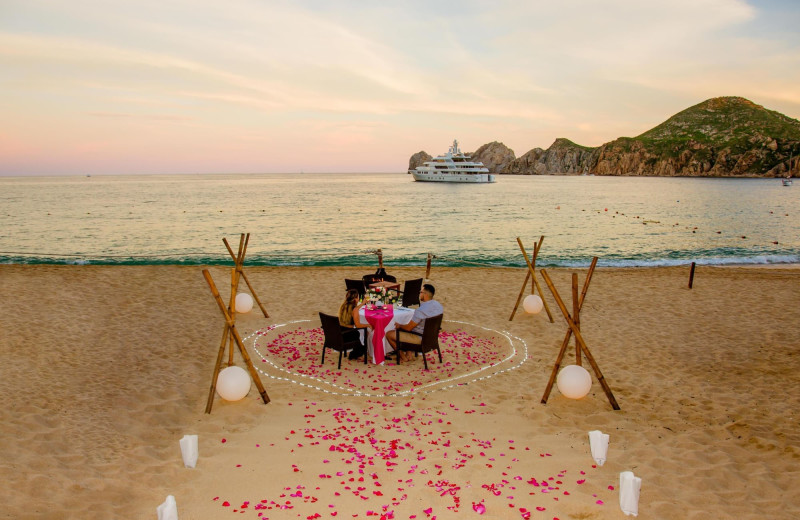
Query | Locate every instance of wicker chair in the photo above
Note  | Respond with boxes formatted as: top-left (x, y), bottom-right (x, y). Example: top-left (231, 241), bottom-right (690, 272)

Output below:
top-left (399, 278), bottom-right (423, 307)
top-left (319, 312), bottom-right (367, 369)
top-left (395, 313), bottom-right (443, 370)
top-left (345, 278), bottom-right (366, 298)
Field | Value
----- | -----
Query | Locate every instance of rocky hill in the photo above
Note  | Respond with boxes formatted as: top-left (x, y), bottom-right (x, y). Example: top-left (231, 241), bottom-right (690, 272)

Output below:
top-left (408, 97), bottom-right (800, 177)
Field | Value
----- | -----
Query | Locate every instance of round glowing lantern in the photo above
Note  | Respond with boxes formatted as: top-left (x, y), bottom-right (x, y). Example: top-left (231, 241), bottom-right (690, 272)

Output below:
top-left (556, 364), bottom-right (592, 399)
top-left (216, 366), bottom-right (251, 401)
top-left (523, 294), bottom-right (544, 314)
top-left (235, 293), bottom-right (254, 313)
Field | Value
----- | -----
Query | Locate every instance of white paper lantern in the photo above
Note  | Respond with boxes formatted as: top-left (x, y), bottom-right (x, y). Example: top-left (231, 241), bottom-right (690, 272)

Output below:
top-left (557, 364), bottom-right (592, 399)
top-left (523, 294), bottom-right (544, 314)
top-left (235, 293), bottom-right (254, 313)
top-left (216, 366), bottom-right (251, 401)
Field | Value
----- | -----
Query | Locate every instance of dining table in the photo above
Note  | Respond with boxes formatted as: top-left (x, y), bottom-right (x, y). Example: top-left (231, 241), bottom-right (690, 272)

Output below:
top-left (359, 304), bottom-right (415, 364)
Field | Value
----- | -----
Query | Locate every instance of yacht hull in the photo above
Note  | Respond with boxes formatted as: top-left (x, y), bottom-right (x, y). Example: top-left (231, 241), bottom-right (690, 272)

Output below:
top-left (410, 171), bottom-right (496, 183)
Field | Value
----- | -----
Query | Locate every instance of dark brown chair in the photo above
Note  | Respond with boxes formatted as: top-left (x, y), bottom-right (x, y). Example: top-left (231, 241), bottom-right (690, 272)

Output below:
top-left (362, 274), bottom-right (381, 288)
top-left (319, 312), bottom-right (367, 369)
top-left (374, 267), bottom-right (397, 283)
top-left (345, 278), bottom-right (366, 297)
top-left (395, 313), bottom-right (443, 370)
top-left (399, 278), bottom-right (423, 307)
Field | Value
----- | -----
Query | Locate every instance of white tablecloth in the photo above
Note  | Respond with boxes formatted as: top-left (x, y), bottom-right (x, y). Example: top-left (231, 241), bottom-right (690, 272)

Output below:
top-left (359, 306), bottom-right (415, 364)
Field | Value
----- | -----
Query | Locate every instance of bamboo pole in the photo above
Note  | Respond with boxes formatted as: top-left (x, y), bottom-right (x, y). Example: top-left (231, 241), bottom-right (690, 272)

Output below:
top-left (572, 273), bottom-right (581, 366)
top-left (206, 322), bottom-right (232, 413)
top-left (539, 322), bottom-right (573, 405)
top-left (532, 238), bottom-right (543, 293)
top-left (228, 267), bottom-right (237, 366)
top-left (222, 236), bottom-right (236, 260)
top-left (241, 232), bottom-right (250, 259)
top-left (540, 268), bottom-right (619, 410)
top-left (508, 269), bottom-right (531, 321)
top-left (579, 258), bottom-right (598, 309)
top-left (240, 270), bottom-right (269, 317)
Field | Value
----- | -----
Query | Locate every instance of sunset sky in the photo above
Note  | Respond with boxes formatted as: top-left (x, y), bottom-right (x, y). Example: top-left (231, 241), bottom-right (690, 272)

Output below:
top-left (2, 0), bottom-right (799, 176)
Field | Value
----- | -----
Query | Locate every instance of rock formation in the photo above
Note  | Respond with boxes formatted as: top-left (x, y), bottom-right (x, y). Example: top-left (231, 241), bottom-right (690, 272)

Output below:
top-left (409, 97), bottom-right (800, 177)
top-left (471, 141), bottom-right (516, 173)
top-left (506, 139), bottom-right (600, 175)
top-left (407, 151), bottom-right (432, 171)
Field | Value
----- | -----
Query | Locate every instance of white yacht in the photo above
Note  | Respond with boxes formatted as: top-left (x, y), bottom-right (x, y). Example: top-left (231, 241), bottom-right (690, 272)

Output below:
top-left (410, 139), bottom-right (496, 183)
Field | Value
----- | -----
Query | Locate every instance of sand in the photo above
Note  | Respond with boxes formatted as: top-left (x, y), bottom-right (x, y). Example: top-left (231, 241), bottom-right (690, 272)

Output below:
top-left (1, 264), bottom-right (798, 519)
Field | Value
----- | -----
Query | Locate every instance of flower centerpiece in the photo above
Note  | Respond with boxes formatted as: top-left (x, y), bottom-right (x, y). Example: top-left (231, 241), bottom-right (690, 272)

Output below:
top-left (366, 286), bottom-right (398, 307)
top-left (367, 286), bottom-right (386, 306)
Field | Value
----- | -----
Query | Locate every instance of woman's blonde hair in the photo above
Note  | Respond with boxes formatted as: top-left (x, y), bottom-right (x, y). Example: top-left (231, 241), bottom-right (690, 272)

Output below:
top-left (338, 289), bottom-right (360, 326)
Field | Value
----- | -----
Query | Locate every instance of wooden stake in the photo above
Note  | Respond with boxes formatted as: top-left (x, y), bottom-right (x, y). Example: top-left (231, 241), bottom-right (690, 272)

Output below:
top-left (688, 262), bottom-right (696, 289)
top-left (203, 269), bottom-right (270, 413)
top-left (425, 253), bottom-right (432, 279)
top-left (540, 261), bottom-right (619, 410)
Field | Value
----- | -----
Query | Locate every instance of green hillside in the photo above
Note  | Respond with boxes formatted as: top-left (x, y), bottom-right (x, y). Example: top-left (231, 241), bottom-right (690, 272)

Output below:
top-left (636, 96), bottom-right (800, 156)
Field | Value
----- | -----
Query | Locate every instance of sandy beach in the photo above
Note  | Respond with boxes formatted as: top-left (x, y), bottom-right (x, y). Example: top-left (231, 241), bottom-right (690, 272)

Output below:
top-left (1, 264), bottom-right (798, 519)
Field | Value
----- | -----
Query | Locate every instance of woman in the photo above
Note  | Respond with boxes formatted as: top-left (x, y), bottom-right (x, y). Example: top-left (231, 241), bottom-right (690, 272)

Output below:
top-left (338, 289), bottom-right (372, 361)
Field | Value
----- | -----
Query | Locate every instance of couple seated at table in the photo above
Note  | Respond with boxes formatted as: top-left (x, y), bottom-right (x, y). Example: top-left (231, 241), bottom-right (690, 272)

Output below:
top-left (338, 284), bottom-right (443, 364)
top-left (386, 283), bottom-right (443, 363)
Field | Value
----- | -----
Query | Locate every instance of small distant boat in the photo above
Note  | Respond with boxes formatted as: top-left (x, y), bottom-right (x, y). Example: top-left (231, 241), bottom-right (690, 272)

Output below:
top-left (410, 139), bottom-right (496, 183)
top-left (783, 177), bottom-right (793, 186)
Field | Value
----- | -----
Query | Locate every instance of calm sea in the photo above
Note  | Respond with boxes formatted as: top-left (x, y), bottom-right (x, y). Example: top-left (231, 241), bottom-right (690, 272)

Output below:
top-left (1, 173), bottom-right (798, 268)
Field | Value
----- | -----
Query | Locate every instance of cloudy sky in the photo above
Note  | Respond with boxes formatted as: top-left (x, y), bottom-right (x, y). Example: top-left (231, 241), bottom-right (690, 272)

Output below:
top-left (1, 0), bottom-right (798, 175)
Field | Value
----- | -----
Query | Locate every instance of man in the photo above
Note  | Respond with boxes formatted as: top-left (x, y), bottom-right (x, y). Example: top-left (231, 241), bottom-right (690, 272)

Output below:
top-left (386, 283), bottom-right (443, 363)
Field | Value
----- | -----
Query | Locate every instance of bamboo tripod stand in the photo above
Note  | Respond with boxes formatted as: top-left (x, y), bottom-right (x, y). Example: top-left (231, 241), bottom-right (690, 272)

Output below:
top-left (201, 234), bottom-right (271, 413)
top-left (539, 258), bottom-right (620, 410)
top-left (202, 269), bottom-right (270, 413)
top-left (509, 236), bottom-right (554, 322)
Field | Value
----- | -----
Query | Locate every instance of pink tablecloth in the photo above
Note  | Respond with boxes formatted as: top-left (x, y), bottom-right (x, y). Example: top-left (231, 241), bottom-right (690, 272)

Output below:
top-left (364, 306), bottom-right (394, 364)
top-left (360, 306), bottom-right (415, 365)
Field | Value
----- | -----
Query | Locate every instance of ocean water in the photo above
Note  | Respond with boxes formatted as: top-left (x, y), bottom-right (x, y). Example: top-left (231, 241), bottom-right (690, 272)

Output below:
top-left (1, 173), bottom-right (798, 268)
